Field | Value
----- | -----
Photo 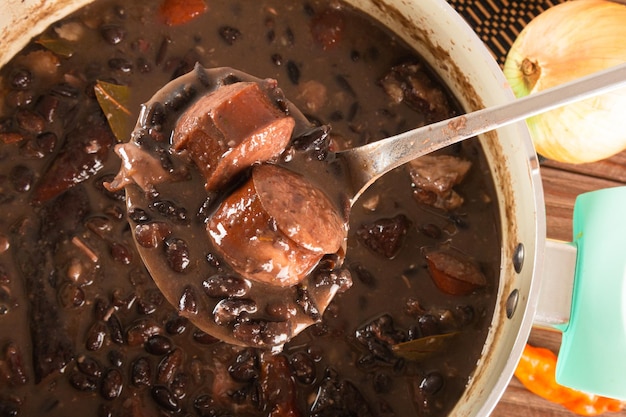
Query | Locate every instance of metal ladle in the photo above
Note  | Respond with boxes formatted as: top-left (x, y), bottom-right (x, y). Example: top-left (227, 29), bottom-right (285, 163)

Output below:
top-left (121, 63), bottom-right (626, 349)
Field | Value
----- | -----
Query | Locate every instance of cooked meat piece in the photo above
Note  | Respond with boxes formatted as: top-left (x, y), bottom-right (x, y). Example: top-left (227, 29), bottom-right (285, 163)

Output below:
top-left (32, 115), bottom-right (115, 204)
top-left (207, 164), bottom-right (346, 287)
top-left (355, 214), bottom-right (411, 259)
top-left (407, 154), bottom-right (471, 211)
top-left (424, 247), bottom-right (487, 296)
top-left (172, 81), bottom-right (294, 191)
top-left (379, 63), bottom-right (452, 123)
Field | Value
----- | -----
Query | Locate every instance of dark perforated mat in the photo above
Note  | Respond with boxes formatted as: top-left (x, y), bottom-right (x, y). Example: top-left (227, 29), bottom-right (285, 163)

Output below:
top-left (447, 0), bottom-right (564, 65)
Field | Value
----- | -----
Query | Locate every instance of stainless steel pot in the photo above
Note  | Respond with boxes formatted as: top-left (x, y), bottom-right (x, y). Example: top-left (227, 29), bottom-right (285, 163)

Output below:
top-left (4, 1), bottom-right (619, 416)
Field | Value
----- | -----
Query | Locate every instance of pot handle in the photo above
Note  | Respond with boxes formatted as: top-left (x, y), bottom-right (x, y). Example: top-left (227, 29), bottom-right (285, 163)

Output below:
top-left (540, 186), bottom-right (626, 400)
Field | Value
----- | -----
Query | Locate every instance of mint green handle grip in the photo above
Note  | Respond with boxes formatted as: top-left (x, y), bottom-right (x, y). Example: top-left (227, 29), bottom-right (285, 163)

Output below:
top-left (556, 186), bottom-right (626, 399)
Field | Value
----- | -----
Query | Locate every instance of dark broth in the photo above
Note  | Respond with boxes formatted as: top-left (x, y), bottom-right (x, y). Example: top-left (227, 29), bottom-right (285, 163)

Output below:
top-left (0, 1), bottom-right (501, 416)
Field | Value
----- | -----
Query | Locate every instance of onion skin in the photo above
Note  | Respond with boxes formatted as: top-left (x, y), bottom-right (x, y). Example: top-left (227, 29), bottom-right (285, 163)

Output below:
top-left (504, 0), bottom-right (626, 164)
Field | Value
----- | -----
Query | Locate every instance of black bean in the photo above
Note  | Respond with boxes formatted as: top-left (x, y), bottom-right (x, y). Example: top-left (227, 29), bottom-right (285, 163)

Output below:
top-left (9, 165), bottom-right (34, 193)
top-left (85, 321), bottom-right (107, 351)
top-left (351, 263), bottom-right (376, 288)
top-left (77, 355), bottom-right (102, 378)
top-left (69, 372), bottom-right (98, 392)
top-left (100, 24), bottom-right (126, 45)
top-left (193, 394), bottom-right (220, 417)
top-left (22, 132), bottom-right (56, 159)
top-left (218, 26), bottom-right (242, 45)
top-left (295, 285), bottom-right (320, 320)
top-left (165, 315), bottom-right (189, 335)
top-left (57, 283), bottom-right (85, 308)
top-left (97, 404), bottom-right (113, 417)
top-left (419, 223), bottom-right (442, 239)
top-left (271, 53), bottom-right (283, 66)
top-left (51, 82), bottom-right (80, 98)
top-left (289, 352), bottom-right (316, 385)
top-left (108, 58), bottom-right (133, 73)
top-left (138, 289), bottom-right (164, 315)
top-left (213, 298), bottom-right (257, 326)
top-left (170, 372), bottom-right (189, 400)
top-left (202, 274), bottom-right (249, 298)
top-left (265, 301), bottom-right (297, 320)
top-left (228, 348), bottom-right (259, 382)
top-left (291, 124), bottom-right (331, 160)
top-left (126, 319), bottom-right (162, 347)
top-left (205, 252), bottom-right (221, 268)
top-left (10, 68), bottom-right (32, 90)
top-left (156, 348), bottom-right (182, 385)
top-left (110, 242), bottom-right (133, 265)
top-left (163, 237), bottom-right (190, 273)
top-left (373, 372), bottom-right (392, 394)
top-left (418, 314), bottom-right (440, 337)
top-left (266, 29), bottom-right (276, 43)
top-left (155, 36), bottom-right (171, 67)
top-left (145, 335), bottom-right (173, 355)
top-left (35, 94), bottom-right (59, 123)
top-left (286, 60), bottom-right (301, 85)
top-left (350, 49), bottom-right (361, 62)
top-left (335, 74), bottom-right (356, 97)
top-left (178, 285), bottom-right (198, 315)
top-left (131, 356), bottom-right (152, 387)
top-left (128, 207), bottom-right (150, 223)
top-left (220, 74), bottom-right (242, 85)
top-left (347, 101), bottom-right (359, 121)
top-left (149, 200), bottom-right (188, 224)
top-left (164, 84), bottom-right (196, 111)
top-left (101, 368), bottom-right (124, 400)
top-left (107, 314), bottom-right (125, 345)
top-left (192, 330), bottom-right (220, 345)
top-left (134, 222), bottom-right (172, 248)
top-left (448, 213), bottom-right (468, 229)
top-left (232, 320), bottom-right (291, 347)
top-left (152, 385), bottom-right (181, 412)
top-left (0, 400), bottom-right (20, 417)
top-left (94, 298), bottom-right (111, 321)
top-left (108, 349), bottom-right (125, 368)
top-left (284, 27), bottom-right (295, 45)
top-left (136, 298), bottom-right (158, 315)
top-left (143, 101), bottom-right (166, 130)
top-left (419, 372), bottom-right (444, 395)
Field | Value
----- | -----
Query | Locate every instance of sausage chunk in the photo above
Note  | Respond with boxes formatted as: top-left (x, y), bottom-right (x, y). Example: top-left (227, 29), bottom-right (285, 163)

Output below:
top-left (207, 164), bottom-right (346, 287)
top-left (172, 81), bottom-right (294, 191)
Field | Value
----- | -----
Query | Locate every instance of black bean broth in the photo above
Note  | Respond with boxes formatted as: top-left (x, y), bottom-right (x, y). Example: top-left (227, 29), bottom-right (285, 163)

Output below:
top-left (0, 1), bottom-right (501, 416)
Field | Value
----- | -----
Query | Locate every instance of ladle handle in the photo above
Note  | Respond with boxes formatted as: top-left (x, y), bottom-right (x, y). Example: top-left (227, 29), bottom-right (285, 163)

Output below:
top-left (342, 63), bottom-right (626, 201)
top-left (546, 186), bottom-right (626, 400)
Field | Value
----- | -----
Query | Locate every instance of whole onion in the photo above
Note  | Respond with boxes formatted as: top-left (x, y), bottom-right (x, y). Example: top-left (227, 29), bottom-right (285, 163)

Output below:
top-left (503, 0), bottom-right (626, 164)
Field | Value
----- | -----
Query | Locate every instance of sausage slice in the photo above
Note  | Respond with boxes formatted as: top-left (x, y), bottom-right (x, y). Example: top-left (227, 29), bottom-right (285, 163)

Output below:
top-left (172, 82), bottom-right (294, 191)
top-left (208, 164), bottom-right (346, 287)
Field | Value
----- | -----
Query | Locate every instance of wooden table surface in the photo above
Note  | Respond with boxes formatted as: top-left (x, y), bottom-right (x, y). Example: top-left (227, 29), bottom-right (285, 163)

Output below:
top-left (491, 151), bottom-right (626, 416)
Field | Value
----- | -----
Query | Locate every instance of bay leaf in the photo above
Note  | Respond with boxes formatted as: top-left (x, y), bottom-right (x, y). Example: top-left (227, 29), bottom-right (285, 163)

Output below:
top-left (35, 35), bottom-right (74, 58)
top-left (391, 332), bottom-right (458, 361)
top-left (94, 81), bottom-right (132, 142)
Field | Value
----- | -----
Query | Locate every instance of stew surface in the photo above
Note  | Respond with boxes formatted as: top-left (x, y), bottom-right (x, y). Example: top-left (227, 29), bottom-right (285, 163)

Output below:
top-left (0, 1), bottom-right (501, 416)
